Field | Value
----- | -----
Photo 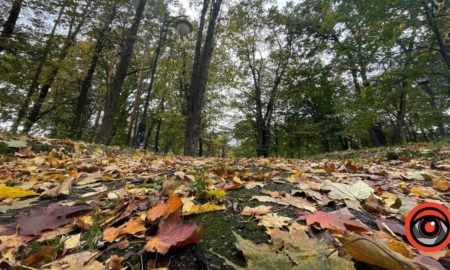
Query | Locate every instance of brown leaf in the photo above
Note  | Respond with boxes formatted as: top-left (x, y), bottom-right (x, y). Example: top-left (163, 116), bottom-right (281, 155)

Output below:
top-left (241, 205), bottom-right (272, 216)
top-left (23, 246), bottom-right (55, 267)
top-left (338, 234), bottom-right (414, 270)
top-left (103, 218), bottom-right (146, 243)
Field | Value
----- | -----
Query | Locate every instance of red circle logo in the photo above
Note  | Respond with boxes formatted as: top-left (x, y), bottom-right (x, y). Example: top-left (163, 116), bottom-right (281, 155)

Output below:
top-left (405, 202), bottom-right (450, 252)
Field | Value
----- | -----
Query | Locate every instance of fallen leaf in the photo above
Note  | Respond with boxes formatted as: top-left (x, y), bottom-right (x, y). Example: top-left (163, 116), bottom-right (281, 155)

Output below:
top-left (256, 213), bottom-right (291, 229)
top-left (433, 179), bottom-right (450, 191)
top-left (145, 209), bottom-right (204, 254)
top-left (322, 180), bottom-right (373, 201)
top-left (182, 198), bottom-right (225, 216)
top-left (103, 218), bottom-right (146, 243)
top-left (241, 205), bottom-right (272, 216)
top-left (219, 231), bottom-right (354, 270)
top-left (409, 186), bottom-right (437, 198)
top-left (64, 233), bottom-right (81, 250)
top-left (0, 184), bottom-right (38, 199)
top-left (299, 208), bottom-right (369, 234)
top-left (375, 219), bottom-right (405, 236)
top-left (42, 251), bottom-right (104, 270)
top-left (0, 197), bottom-right (39, 213)
top-left (147, 193), bottom-right (182, 222)
top-left (23, 245), bottom-right (55, 267)
top-left (17, 203), bottom-right (92, 236)
top-left (107, 255), bottom-right (122, 270)
top-left (338, 234), bottom-right (414, 270)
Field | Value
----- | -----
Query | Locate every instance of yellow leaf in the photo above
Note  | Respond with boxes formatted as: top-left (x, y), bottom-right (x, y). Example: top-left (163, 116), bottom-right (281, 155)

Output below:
top-left (433, 179), bottom-right (450, 191)
top-left (182, 200), bottom-right (225, 216)
top-left (0, 184), bottom-right (38, 199)
top-left (386, 239), bottom-right (413, 259)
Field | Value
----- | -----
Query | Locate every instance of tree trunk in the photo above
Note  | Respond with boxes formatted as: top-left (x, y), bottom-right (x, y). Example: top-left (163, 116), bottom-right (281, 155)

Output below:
top-left (0, 0), bottom-right (23, 53)
top-left (11, 6), bottom-right (64, 133)
top-left (71, 2), bottom-right (117, 139)
top-left (368, 124), bottom-right (387, 147)
top-left (256, 125), bottom-right (270, 157)
top-left (392, 88), bottom-right (408, 144)
top-left (94, 0), bottom-right (147, 145)
top-left (127, 59), bottom-right (146, 146)
top-left (422, 0), bottom-right (450, 73)
top-left (153, 118), bottom-right (162, 153)
top-left (184, 0), bottom-right (222, 156)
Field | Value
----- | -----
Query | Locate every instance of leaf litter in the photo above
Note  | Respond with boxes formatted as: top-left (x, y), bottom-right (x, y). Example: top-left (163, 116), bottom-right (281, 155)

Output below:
top-left (0, 135), bottom-right (449, 269)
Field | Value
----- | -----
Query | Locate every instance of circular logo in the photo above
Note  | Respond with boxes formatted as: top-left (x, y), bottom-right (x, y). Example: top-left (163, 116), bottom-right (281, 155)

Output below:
top-left (405, 202), bottom-right (450, 252)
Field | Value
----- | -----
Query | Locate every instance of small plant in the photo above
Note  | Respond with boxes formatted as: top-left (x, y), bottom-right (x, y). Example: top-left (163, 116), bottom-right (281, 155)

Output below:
top-left (194, 170), bottom-right (208, 199)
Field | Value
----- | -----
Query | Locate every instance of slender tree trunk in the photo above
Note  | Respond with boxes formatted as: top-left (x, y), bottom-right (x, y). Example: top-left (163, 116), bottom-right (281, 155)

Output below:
top-left (422, 0), bottom-right (450, 72)
top-left (71, 2), bottom-right (117, 139)
top-left (0, 0), bottom-right (23, 53)
top-left (22, 4), bottom-right (90, 134)
top-left (154, 118), bottom-right (162, 153)
top-left (392, 87), bottom-right (408, 144)
top-left (11, 6), bottom-right (64, 133)
top-left (127, 59), bottom-right (146, 145)
top-left (94, 0), bottom-right (147, 145)
top-left (184, 0), bottom-right (222, 156)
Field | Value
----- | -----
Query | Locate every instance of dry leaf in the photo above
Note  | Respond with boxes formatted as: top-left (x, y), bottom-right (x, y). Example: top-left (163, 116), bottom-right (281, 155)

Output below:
top-left (147, 193), bottom-right (182, 222)
top-left (241, 205), bottom-right (272, 216)
top-left (0, 184), bottom-right (38, 199)
top-left (145, 209), bottom-right (204, 254)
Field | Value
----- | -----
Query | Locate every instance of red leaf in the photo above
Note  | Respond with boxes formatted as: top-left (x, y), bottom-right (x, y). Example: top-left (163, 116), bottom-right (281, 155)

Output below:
top-left (299, 208), bottom-right (369, 233)
top-left (145, 209), bottom-right (204, 254)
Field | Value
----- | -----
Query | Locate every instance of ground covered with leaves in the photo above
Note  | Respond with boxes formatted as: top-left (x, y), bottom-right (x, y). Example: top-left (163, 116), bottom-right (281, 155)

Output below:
top-left (0, 134), bottom-right (449, 270)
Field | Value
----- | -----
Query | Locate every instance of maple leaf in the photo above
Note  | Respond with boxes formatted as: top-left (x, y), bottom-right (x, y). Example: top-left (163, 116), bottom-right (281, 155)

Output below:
top-left (145, 209), bottom-right (204, 254)
top-left (103, 218), bottom-right (146, 243)
top-left (299, 208), bottom-right (369, 234)
top-left (147, 193), bottom-right (182, 222)
top-left (218, 231), bottom-right (354, 270)
top-left (17, 203), bottom-right (93, 236)
top-left (322, 180), bottom-right (373, 201)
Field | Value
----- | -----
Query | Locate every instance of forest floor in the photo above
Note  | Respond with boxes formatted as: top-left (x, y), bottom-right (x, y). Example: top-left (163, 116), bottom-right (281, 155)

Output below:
top-left (0, 133), bottom-right (449, 270)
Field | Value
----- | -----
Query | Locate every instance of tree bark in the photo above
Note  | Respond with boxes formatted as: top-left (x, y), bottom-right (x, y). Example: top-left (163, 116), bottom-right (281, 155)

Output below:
top-left (184, 0), bottom-right (223, 156)
top-left (71, 2), bottom-right (117, 139)
top-left (0, 0), bottom-right (23, 53)
top-left (94, 0), bottom-right (147, 145)
top-left (11, 5), bottom-right (65, 133)
top-left (422, 0), bottom-right (450, 72)
top-left (392, 87), bottom-right (407, 144)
